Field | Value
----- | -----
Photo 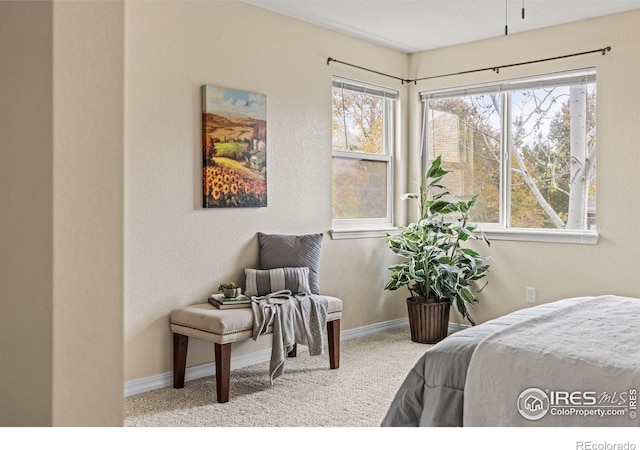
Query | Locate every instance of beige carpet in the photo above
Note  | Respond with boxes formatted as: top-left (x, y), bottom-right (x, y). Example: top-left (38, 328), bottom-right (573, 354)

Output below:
top-left (124, 326), bottom-right (432, 427)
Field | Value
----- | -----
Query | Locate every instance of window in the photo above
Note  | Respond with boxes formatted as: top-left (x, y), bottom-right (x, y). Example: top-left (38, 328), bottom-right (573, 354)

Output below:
top-left (422, 69), bottom-right (597, 242)
top-left (332, 77), bottom-right (397, 232)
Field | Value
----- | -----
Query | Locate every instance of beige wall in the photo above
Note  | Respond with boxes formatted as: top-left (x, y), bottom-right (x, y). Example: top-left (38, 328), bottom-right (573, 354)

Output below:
top-left (52, 0), bottom-right (124, 426)
top-left (408, 9), bottom-right (640, 324)
top-left (124, 0), bottom-right (409, 382)
top-left (0, 0), bottom-right (124, 426)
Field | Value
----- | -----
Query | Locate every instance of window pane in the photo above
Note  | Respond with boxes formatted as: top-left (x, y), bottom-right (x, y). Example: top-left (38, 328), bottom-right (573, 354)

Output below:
top-left (428, 95), bottom-right (501, 224)
top-left (509, 83), bottom-right (596, 229)
top-left (423, 71), bottom-right (596, 233)
top-left (332, 157), bottom-right (387, 220)
top-left (332, 87), bottom-right (385, 154)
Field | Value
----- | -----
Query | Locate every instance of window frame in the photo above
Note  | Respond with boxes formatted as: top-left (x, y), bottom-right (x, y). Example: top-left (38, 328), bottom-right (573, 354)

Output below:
top-left (421, 68), bottom-right (599, 244)
top-left (330, 77), bottom-right (397, 237)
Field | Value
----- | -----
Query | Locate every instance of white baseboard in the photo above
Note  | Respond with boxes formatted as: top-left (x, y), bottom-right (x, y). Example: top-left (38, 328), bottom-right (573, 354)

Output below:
top-left (123, 318), bottom-right (464, 397)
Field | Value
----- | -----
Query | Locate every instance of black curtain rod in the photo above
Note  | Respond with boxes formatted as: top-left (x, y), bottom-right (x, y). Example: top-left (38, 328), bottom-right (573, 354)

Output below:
top-left (326, 57), bottom-right (408, 83)
top-left (327, 46), bottom-right (611, 85)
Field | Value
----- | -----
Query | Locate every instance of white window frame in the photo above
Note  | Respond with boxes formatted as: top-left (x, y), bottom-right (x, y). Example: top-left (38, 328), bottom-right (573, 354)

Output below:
top-left (330, 77), bottom-right (397, 239)
top-left (421, 68), bottom-right (599, 244)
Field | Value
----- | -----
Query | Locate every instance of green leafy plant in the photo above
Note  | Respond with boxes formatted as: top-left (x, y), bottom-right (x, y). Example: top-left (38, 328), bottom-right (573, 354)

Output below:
top-left (384, 156), bottom-right (491, 325)
top-left (218, 281), bottom-right (238, 290)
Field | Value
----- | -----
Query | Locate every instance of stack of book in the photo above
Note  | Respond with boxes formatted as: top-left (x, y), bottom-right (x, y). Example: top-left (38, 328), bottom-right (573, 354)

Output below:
top-left (208, 293), bottom-right (252, 309)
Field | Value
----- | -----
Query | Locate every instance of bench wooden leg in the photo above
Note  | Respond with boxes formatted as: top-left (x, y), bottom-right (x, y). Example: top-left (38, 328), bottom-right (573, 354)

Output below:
top-left (214, 342), bottom-right (231, 403)
top-left (287, 343), bottom-right (297, 358)
top-left (327, 319), bottom-right (340, 369)
top-left (173, 333), bottom-right (189, 388)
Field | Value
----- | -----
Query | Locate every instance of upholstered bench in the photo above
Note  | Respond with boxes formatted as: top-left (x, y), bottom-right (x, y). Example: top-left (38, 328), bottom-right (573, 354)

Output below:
top-left (170, 296), bottom-right (342, 403)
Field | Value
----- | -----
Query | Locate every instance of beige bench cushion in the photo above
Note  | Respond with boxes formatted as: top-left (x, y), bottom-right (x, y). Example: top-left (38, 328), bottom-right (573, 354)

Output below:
top-left (170, 296), bottom-right (342, 345)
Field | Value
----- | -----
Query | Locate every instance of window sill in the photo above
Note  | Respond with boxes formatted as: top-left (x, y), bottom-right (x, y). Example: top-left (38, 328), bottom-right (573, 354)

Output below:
top-left (329, 227), bottom-right (399, 240)
top-left (330, 226), bottom-right (598, 243)
top-left (329, 227), bottom-right (599, 245)
top-left (479, 228), bottom-right (599, 244)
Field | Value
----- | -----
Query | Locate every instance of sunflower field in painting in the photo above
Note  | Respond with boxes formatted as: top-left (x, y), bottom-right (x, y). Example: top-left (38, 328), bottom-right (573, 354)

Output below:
top-left (202, 85), bottom-right (267, 208)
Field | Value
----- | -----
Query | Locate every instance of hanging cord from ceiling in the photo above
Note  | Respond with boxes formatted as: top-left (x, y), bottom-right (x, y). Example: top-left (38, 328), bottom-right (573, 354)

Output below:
top-left (504, 0), bottom-right (524, 36)
top-left (505, 0), bottom-right (508, 36)
top-left (506, 0), bottom-right (526, 36)
top-left (326, 46), bottom-right (611, 85)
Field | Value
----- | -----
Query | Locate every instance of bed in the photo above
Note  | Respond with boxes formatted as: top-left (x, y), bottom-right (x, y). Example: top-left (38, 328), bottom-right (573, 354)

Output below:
top-left (381, 295), bottom-right (640, 427)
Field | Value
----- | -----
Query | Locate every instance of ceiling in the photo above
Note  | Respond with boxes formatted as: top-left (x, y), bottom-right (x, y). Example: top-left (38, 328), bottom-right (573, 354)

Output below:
top-left (245, 0), bottom-right (640, 53)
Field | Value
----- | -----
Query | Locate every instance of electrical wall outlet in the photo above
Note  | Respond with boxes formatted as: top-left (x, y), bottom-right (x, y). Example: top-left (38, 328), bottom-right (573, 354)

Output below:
top-left (526, 287), bottom-right (536, 303)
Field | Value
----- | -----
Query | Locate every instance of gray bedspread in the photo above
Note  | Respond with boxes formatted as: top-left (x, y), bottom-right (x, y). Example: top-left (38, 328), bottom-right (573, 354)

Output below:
top-left (381, 295), bottom-right (640, 427)
top-left (464, 295), bottom-right (640, 426)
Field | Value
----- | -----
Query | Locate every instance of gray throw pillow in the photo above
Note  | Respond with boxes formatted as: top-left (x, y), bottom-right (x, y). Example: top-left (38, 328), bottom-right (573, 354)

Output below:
top-left (257, 232), bottom-right (323, 294)
top-left (244, 267), bottom-right (311, 297)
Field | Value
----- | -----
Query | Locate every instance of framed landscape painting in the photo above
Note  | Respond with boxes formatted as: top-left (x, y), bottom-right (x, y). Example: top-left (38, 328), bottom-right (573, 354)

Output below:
top-left (202, 85), bottom-right (267, 208)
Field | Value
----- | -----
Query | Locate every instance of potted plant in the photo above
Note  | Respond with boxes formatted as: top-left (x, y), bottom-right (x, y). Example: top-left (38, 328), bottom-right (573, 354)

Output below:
top-left (219, 281), bottom-right (242, 299)
top-left (384, 156), bottom-right (491, 343)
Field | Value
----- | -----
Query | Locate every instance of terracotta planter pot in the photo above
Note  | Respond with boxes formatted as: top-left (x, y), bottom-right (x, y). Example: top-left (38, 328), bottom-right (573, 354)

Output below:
top-left (406, 298), bottom-right (450, 344)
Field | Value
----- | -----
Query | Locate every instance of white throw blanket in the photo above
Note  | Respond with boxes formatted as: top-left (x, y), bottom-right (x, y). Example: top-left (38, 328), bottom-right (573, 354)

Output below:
top-left (251, 290), bottom-right (328, 384)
